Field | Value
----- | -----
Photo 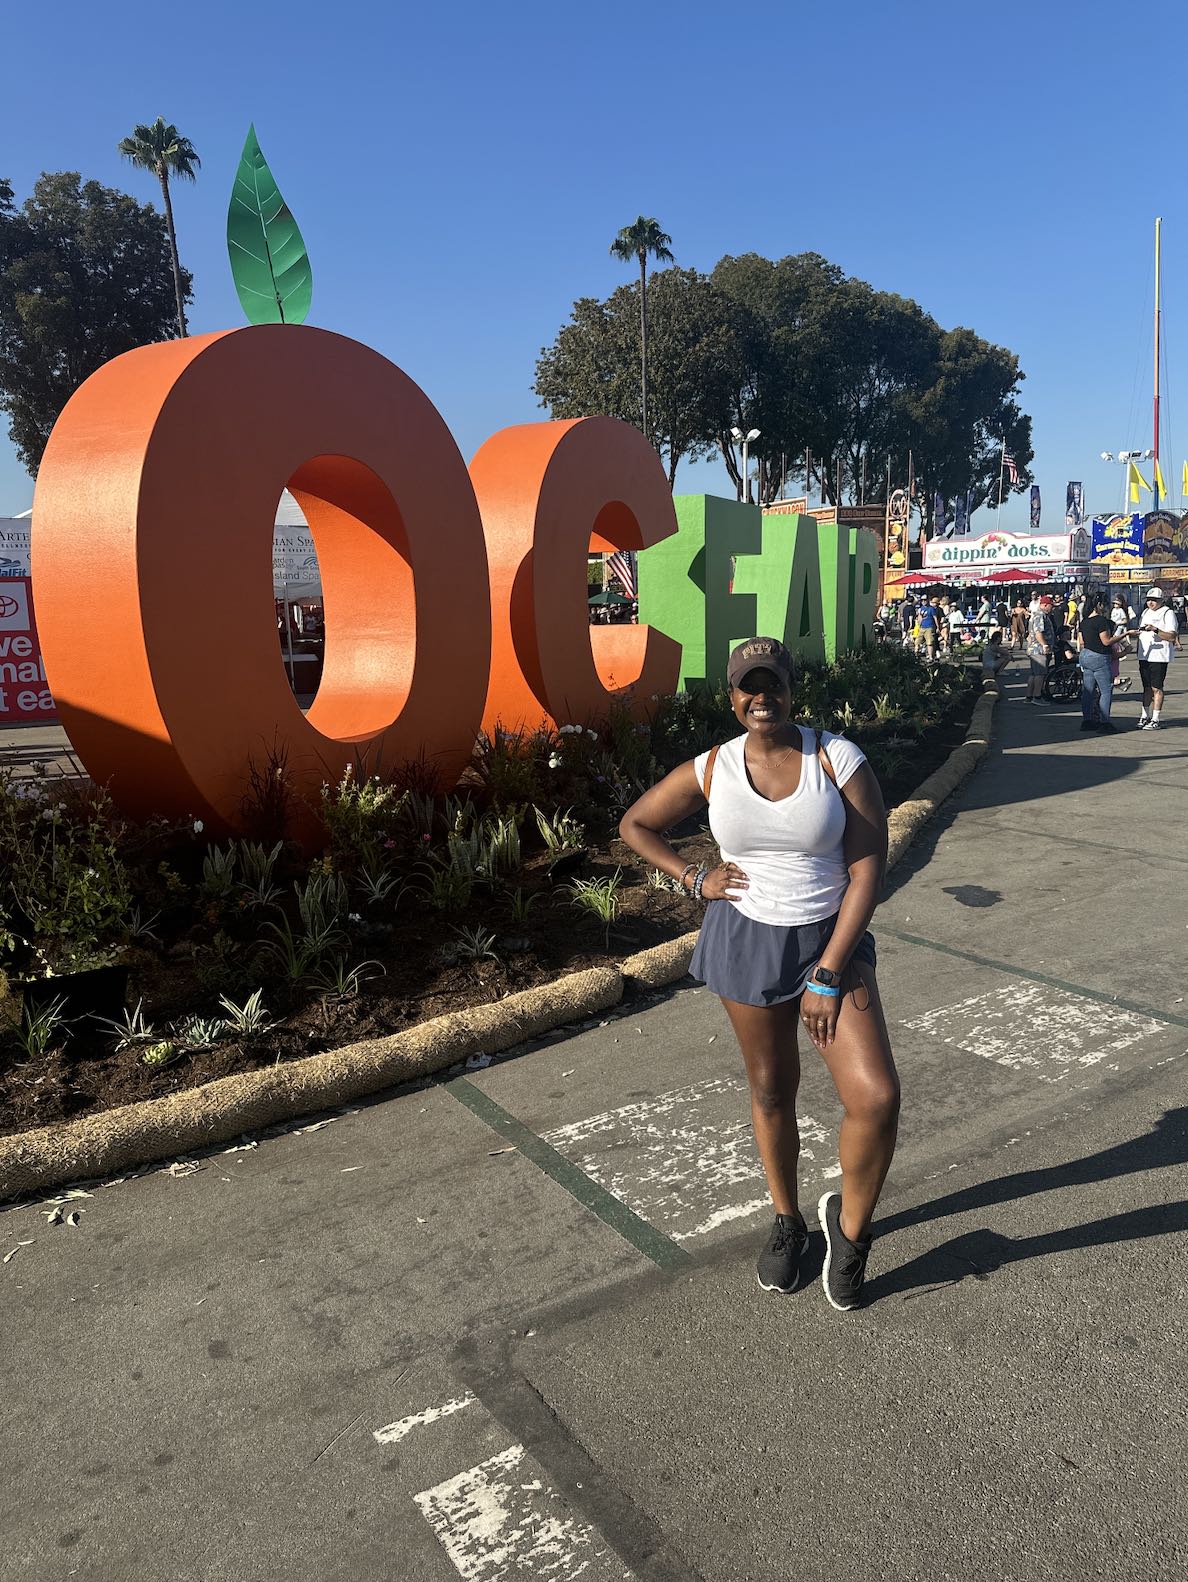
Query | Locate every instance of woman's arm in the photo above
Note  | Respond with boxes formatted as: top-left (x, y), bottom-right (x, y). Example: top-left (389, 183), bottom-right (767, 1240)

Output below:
top-left (618, 763), bottom-right (748, 902)
top-left (800, 763), bottom-right (887, 1048)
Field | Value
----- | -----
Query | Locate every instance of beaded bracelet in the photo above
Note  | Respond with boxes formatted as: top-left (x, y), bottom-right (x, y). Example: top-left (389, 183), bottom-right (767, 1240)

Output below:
top-left (677, 862), bottom-right (698, 892)
top-left (692, 866), bottom-right (709, 901)
top-left (805, 980), bottom-right (841, 998)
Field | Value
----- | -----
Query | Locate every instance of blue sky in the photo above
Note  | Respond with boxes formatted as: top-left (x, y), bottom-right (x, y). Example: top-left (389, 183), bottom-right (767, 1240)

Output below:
top-left (2, 0), bottom-right (1185, 531)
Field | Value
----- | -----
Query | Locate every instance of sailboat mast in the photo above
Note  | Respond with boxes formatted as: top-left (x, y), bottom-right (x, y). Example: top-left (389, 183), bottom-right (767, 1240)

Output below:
top-left (1154, 215), bottom-right (1162, 509)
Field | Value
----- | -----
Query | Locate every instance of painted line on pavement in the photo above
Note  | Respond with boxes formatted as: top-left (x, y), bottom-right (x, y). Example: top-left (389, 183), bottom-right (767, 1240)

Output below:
top-left (414, 1443), bottom-right (631, 1581)
top-left (445, 1077), bottom-right (691, 1272)
top-left (881, 929), bottom-right (1188, 1031)
top-left (903, 983), bottom-right (1167, 1084)
top-left (374, 1393), bottom-right (476, 1447)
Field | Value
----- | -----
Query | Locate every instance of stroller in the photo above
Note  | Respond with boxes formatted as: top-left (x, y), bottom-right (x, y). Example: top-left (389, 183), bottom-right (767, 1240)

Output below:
top-left (1044, 625), bottom-right (1081, 703)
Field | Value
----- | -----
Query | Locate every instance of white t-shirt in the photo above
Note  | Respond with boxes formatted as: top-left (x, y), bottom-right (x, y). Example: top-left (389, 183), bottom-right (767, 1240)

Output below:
top-left (1137, 606), bottom-right (1180, 662)
top-left (692, 729), bottom-right (867, 927)
top-left (1109, 606), bottom-right (1133, 631)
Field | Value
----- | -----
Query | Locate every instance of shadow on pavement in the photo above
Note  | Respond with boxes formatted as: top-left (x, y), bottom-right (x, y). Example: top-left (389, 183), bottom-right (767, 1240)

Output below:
top-left (866, 1105), bottom-right (1188, 1303)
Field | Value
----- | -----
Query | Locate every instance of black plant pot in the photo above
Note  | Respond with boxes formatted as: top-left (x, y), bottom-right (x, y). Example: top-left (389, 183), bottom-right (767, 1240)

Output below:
top-left (19, 965), bottom-right (130, 1041)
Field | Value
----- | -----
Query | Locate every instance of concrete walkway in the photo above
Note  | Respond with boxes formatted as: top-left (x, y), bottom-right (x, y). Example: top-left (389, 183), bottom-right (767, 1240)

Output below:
top-left (2, 665), bottom-right (1186, 1581)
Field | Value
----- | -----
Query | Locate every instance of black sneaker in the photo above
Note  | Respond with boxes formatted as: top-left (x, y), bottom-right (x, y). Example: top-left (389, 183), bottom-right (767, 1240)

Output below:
top-left (818, 1192), bottom-right (872, 1311)
top-left (756, 1213), bottom-right (809, 1293)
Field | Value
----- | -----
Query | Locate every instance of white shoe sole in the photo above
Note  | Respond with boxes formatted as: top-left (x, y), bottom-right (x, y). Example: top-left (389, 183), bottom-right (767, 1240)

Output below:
top-left (818, 1191), bottom-right (860, 1311)
top-left (756, 1272), bottom-right (800, 1295)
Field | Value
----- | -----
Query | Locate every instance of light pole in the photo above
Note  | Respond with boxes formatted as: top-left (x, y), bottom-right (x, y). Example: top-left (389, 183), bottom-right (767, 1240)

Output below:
top-left (1099, 448), bottom-right (1155, 515)
top-left (731, 426), bottom-right (761, 503)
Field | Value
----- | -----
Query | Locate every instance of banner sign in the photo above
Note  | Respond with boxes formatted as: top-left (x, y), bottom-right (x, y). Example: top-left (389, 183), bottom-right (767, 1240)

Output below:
top-left (0, 577), bottom-right (56, 724)
top-left (0, 517), bottom-right (32, 577)
top-left (1142, 509), bottom-right (1188, 565)
top-left (924, 530), bottom-right (1072, 569)
top-left (1108, 563), bottom-right (1188, 583)
top-left (765, 497), bottom-right (808, 516)
top-left (1030, 485), bottom-right (1041, 531)
top-left (1065, 481), bottom-right (1083, 527)
top-left (954, 493), bottom-right (968, 537)
top-left (1090, 514), bottom-right (1144, 565)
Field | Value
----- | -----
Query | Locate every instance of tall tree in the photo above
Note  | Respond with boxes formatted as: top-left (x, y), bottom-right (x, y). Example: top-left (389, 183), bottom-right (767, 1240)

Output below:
top-left (536, 268), bottom-right (745, 486)
top-left (118, 117), bottom-right (200, 337)
top-left (0, 172), bottom-right (190, 472)
top-left (608, 217), bottom-right (674, 445)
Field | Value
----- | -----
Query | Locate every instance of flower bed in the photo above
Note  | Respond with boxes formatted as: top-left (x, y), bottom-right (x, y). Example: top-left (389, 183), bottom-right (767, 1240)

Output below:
top-left (0, 648), bottom-right (975, 1137)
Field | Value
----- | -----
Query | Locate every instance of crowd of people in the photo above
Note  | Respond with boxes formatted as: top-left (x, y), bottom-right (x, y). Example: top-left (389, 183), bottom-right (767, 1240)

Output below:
top-left (878, 584), bottom-right (1183, 732)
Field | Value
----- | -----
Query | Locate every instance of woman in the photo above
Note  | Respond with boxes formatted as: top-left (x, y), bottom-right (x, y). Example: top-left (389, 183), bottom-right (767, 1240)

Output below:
top-left (1076, 591), bottom-right (1126, 731)
top-left (1025, 595), bottom-right (1055, 703)
top-left (1010, 599), bottom-right (1028, 651)
top-left (1110, 594), bottom-right (1135, 692)
top-left (618, 636), bottom-right (898, 1311)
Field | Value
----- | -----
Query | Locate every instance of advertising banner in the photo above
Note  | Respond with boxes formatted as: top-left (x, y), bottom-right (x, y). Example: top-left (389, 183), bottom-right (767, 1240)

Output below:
top-left (1030, 485), bottom-right (1041, 531)
top-left (1141, 509), bottom-right (1188, 565)
top-left (272, 527), bottom-right (322, 597)
top-left (0, 517), bottom-right (32, 578)
top-left (953, 493), bottom-right (968, 537)
top-left (924, 530), bottom-right (1072, 569)
top-left (1065, 482), bottom-right (1084, 527)
top-left (0, 577), bottom-right (55, 724)
top-left (1090, 514), bottom-right (1144, 566)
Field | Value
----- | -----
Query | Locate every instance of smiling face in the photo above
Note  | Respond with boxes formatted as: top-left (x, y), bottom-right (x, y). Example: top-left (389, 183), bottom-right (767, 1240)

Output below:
top-left (730, 665), bottom-right (793, 736)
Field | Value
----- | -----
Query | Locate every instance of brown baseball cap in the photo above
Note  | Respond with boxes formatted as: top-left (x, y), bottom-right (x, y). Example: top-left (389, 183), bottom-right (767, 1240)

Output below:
top-left (727, 636), bottom-right (794, 690)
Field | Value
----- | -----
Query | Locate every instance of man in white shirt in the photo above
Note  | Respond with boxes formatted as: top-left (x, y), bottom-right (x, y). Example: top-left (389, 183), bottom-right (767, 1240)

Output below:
top-left (1136, 587), bottom-right (1182, 730)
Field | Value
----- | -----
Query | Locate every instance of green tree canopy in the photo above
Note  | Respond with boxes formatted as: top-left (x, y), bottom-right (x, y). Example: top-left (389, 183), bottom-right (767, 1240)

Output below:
top-left (0, 172), bottom-right (190, 474)
top-left (537, 249), bottom-right (1032, 519)
top-left (535, 267), bottom-right (746, 485)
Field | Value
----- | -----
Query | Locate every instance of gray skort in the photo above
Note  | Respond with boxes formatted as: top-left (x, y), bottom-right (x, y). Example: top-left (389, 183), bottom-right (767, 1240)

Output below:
top-left (689, 900), bottom-right (877, 1008)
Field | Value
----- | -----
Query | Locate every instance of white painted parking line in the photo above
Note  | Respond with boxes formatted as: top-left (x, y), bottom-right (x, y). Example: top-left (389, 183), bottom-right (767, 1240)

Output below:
top-left (903, 983), bottom-right (1167, 1083)
top-left (542, 1077), bottom-right (838, 1242)
top-left (415, 1443), bottom-right (631, 1580)
top-left (374, 1393), bottom-right (476, 1446)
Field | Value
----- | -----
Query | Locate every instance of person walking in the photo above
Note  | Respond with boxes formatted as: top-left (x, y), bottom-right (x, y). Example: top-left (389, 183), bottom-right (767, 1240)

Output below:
top-left (618, 636), bottom-right (898, 1311)
top-left (917, 597), bottom-right (939, 663)
top-left (1025, 594), bottom-right (1055, 703)
top-left (1010, 599), bottom-right (1028, 652)
top-left (1136, 586), bottom-right (1182, 730)
top-left (1076, 591), bottom-right (1126, 732)
top-left (1110, 594), bottom-right (1136, 691)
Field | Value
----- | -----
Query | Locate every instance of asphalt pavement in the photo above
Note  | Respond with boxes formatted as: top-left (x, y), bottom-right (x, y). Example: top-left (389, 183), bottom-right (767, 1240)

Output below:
top-left (2, 658), bottom-right (1186, 1581)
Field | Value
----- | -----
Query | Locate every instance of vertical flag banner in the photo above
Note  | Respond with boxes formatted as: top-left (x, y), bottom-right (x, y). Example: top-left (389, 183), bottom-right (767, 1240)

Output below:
top-left (964, 489), bottom-right (976, 533)
top-left (1030, 485), bottom-right (1041, 531)
top-left (1182, 460), bottom-right (1188, 500)
top-left (954, 492), bottom-right (968, 537)
top-left (933, 491), bottom-right (946, 536)
top-left (1128, 462), bottom-right (1151, 504)
top-left (1065, 481), bottom-right (1084, 527)
top-left (1154, 458), bottom-right (1167, 499)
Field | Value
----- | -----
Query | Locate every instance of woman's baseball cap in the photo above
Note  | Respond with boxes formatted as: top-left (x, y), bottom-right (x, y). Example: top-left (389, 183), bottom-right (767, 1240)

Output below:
top-left (1146, 586), bottom-right (1165, 600)
top-left (1038, 595), bottom-right (1054, 608)
top-left (727, 636), bottom-right (795, 690)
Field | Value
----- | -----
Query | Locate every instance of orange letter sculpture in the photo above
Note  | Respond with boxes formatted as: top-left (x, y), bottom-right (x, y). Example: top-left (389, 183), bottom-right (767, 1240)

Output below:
top-left (32, 326), bottom-right (490, 835)
top-left (471, 416), bottom-right (681, 735)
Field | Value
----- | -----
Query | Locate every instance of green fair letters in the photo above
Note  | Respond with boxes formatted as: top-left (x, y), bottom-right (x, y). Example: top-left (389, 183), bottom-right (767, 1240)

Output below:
top-left (637, 498), bottom-right (879, 690)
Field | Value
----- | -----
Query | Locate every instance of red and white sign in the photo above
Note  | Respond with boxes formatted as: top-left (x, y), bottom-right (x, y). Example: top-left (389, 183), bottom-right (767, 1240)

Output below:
top-left (0, 577), bottom-right (57, 723)
top-left (924, 530), bottom-right (1073, 569)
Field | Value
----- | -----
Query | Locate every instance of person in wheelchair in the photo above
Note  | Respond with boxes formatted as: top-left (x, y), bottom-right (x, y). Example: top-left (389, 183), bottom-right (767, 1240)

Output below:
top-left (1045, 623), bottom-right (1081, 702)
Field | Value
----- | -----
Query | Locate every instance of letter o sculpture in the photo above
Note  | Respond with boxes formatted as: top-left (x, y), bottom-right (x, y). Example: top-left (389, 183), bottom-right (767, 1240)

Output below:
top-left (32, 326), bottom-right (491, 837)
top-left (471, 416), bottom-right (681, 734)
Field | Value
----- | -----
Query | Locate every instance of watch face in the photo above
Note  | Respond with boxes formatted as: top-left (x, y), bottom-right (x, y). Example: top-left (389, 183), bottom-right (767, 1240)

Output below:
top-left (814, 967), bottom-right (838, 986)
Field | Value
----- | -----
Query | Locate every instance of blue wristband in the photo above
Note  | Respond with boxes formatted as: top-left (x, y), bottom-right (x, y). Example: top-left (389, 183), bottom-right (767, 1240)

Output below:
top-left (805, 980), bottom-right (841, 998)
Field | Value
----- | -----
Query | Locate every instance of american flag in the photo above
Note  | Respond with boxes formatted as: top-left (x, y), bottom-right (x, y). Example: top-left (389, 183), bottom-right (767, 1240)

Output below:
top-left (606, 550), bottom-right (637, 598)
top-left (1002, 449), bottom-right (1020, 486)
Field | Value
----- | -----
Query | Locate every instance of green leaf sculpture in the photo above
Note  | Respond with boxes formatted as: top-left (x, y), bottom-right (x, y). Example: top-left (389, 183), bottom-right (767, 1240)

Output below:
top-left (227, 124), bottom-right (312, 325)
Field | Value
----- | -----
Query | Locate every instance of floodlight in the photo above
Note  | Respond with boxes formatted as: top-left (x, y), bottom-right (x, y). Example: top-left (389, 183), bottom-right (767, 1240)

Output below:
top-left (1100, 451), bottom-right (1114, 461)
top-left (731, 426), bottom-right (743, 441)
top-left (746, 428), bottom-right (761, 442)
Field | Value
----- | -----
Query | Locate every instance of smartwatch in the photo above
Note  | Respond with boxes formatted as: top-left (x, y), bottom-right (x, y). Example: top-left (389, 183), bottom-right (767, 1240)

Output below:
top-left (812, 966), bottom-right (839, 988)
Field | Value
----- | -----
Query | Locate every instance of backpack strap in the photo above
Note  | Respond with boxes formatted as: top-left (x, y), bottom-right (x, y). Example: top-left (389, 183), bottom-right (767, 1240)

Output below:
top-left (813, 728), bottom-right (839, 788)
top-left (701, 744), bottom-right (721, 802)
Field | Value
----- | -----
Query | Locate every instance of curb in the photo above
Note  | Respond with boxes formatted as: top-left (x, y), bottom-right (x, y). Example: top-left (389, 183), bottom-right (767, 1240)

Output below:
top-left (0, 687), bottom-right (996, 1202)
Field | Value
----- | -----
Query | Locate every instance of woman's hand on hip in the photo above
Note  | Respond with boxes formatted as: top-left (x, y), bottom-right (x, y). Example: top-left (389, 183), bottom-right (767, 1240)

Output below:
top-left (700, 862), bottom-right (748, 902)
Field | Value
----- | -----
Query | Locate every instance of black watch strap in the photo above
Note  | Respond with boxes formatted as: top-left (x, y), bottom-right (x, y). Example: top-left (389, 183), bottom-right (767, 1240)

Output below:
top-left (813, 966), bottom-right (839, 987)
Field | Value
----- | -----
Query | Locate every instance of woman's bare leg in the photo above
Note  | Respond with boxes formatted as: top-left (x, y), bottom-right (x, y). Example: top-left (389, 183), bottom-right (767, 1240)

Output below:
top-left (811, 962), bottom-right (900, 1241)
top-left (721, 998), bottom-right (803, 1222)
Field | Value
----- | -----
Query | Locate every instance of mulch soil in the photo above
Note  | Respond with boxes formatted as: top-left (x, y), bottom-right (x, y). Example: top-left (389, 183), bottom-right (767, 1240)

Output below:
top-left (0, 701), bottom-right (974, 1140)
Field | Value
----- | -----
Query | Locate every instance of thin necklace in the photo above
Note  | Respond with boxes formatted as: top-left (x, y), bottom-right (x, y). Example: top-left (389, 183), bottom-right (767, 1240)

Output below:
top-left (745, 732), bottom-right (798, 773)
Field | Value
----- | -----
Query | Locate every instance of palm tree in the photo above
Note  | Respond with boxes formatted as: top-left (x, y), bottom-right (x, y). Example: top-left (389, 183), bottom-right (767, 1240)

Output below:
top-left (609, 217), bottom-right (674, 444)
top-left (118, 117), bottom-right (200, 337)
